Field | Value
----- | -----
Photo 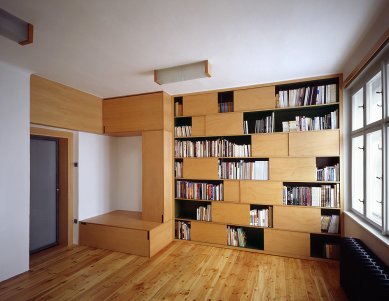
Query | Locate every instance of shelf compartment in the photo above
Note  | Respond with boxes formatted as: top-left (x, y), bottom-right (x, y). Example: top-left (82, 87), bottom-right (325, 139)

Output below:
top-left (183, 92), bottom-right (218, 116)
top-left (240, 181), bottom-right (283, 205)
top-left (191, 221), bottom-right (227, 245)
top-left (183, 158), bottom-right (218, 180)
top-left (243, 111), bottom-right (274, 134)
top-left (206, 112), bottom-right (243, 136)
top-left (234, 86), bottom-right (276, 112)
top-left (321, 208), bottom-right (341, 234)
top-left (273, 206), bottom-right (321, 233)
top-left (250, 204), bottom-right (273, 228)
top-left (175, 220), bottom-right (191, 240)
top-left (175, 179), bottom-right (223, 201)
top-left (218, 91), bottom-right (234, 113)
top-left (316, 157), bottom-right (340, 182)
top-left (174, 117), bottom-right (192, 138)
top-left (269, 157), bottom-right (316, 181)
top-left (227, 225), bottom-right (264, 250)
top-left (310, 233), bottom-right (340, 259)
top-left (174, 96), bottom-right (183, 117)
top-left (175, 199), bottom-right (212, 221)
top-left (251, 133), bottom-right (288, 157)
top-left (213, 202), bottom-right (250, 225)
top-left (289, 130), bottom-right (340, 156)
top-left (264, 228), bottom-right (310, 257)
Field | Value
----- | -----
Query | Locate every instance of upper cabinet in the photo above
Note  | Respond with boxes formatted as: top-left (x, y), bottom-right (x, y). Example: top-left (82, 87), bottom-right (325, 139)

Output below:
top-left (103, 91), bottom-right (172, 134)
top-left (234, 86), bottom-right (276, 111)
top-left (183, 93), bottom-right (218, 116)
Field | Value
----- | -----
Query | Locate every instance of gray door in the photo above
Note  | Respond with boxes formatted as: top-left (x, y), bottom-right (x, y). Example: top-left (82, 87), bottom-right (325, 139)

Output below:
top-left (30, 137), bottom-right (59, 253)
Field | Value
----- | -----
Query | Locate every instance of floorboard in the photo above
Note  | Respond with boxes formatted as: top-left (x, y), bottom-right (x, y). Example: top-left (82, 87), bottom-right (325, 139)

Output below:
top-left (0, 242), bottom-right (347, 301)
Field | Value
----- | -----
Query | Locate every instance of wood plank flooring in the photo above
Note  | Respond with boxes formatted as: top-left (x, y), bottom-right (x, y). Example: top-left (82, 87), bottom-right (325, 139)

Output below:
top-left (0, 241), bottom-right (347, 301)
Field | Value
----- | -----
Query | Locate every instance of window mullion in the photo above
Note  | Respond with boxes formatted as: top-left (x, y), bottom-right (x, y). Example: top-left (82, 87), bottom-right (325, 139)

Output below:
top-left (363, 84), bottom-right (367, 217)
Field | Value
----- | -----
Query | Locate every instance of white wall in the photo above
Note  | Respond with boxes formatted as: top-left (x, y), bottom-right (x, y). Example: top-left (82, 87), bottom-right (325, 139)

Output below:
top-left (114, 137), bottom-right (142, 212)
top-left (0, 61), bottom-right (30, 281)
top-left (78, 132), bottom-right (116, 220)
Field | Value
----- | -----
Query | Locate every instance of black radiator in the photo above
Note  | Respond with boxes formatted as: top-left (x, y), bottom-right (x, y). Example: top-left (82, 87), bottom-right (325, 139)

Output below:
top-left (341, 237), bottom-right (389, 301)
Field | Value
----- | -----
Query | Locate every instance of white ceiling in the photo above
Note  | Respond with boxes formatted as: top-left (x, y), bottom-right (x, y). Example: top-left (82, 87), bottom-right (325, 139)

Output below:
top-left (0, 0), bottom-right (388, 98)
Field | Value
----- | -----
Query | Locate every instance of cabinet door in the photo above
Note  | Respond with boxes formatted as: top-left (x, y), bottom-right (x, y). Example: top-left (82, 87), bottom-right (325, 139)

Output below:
top-left (264, 229), bottom-right (310, 258)
top-left (234, 86), bottom-right (276, 111)
top-left (212, 202), bottom-right (249, 225)
top-left (103, 92), bottom-right (164, 133)
top-left (183, 158), bottom-right (218, 180)
top-left (269, 157), bottom-right (316, 181)
top-left (289, 130), bottom-right (340, 156)
top-left (251, 133), bottom-right (288, 157)
top-left (191, 221), bottom-right (226, 245)
top-left (192, 116), bottom-right (205, 136)
top-left (183, 93), bottom-right (218, 116)
top-left (240, 181), bottom-right (283, 205)
top-left (224, 180), bottom-right (240, 202)
top-left (273, 206), bottom-right (321, 233)
top-left (206, 112), bottom-right (243, 136)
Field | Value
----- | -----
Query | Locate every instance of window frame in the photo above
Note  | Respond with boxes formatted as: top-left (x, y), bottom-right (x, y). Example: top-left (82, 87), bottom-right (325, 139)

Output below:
top-left (348, 48), bottom-right (389, 234)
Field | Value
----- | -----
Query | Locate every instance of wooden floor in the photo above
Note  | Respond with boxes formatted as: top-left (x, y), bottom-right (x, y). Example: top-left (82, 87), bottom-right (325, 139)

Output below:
top-left (0, 241), bottom-right (347, 301)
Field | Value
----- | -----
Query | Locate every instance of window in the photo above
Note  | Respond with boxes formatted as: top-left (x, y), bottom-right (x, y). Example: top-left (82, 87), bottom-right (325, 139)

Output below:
top-left (349, 49), bottom-right (389, 234)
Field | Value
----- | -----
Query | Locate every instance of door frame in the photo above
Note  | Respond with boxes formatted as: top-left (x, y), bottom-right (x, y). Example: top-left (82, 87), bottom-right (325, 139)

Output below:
top-left (30, 127), bottom-right (74, 247)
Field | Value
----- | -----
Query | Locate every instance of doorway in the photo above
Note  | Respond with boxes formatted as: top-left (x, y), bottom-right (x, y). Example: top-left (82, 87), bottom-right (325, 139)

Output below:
top-left (30, 136), bottom-right (59, 253)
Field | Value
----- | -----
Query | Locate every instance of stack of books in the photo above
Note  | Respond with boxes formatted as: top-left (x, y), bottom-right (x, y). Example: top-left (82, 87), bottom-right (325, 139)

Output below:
top-left (281, 110), bottom-right (338, 132)
top-left (174, 102), bottom-right (183, 116)
top-left (218, 160), bottom-right (268, 180)
top-left (321, 215), bottom-right (340, 233)
top-left (227, 226), bottom-right (247, 247)
top-left (196, 205), bottom-right (212, 221)
top-left (249, 207), bottom-right (272, 227)
top-left (219, 101), bottom-right (233, 113)
top-left (317, 163), bottom-right (340, 181)
top-left (174, 161), bottom-right (183, 178)
top-left (175, 221), bottom-right (190, 240)
top-left (175, 180), bottom-right (223, 200)
top-left (175, 125), bottom-right (192, 137)
top-left (283, 184), bottom-right (340, 207)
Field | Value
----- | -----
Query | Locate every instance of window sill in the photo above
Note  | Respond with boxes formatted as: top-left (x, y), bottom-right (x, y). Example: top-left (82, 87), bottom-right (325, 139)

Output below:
top-left (344, 211), bottom-right (389, 247)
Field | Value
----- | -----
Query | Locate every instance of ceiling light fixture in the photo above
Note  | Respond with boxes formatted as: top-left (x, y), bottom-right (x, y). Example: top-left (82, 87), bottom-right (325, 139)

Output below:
top-left (154, 60), bottom-right (211, 85)
top-left (0, 8), bottom-right (33, 45)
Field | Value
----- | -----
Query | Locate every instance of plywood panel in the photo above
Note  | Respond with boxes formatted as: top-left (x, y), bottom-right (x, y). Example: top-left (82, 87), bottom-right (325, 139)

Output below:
top-left (269, 157), bottom-right (316, 181)
top-left (163, 92), bottom-right (173, 132)
top-left (30, 75), bottom-right (103, 133)
top-left (264, 229), bottom-right (310, 257)
top-left (273, 206), bottom-right (321, 233)
top-left (212, 202), bottom-right (250, 225)
top-left (183, 93), bottom-right (218, 116)
top-left (234, 86), bottom-right (276, 111)
top-left (103, 92), bottom-right (164, 133)
top-left (79, 223), bottom-right (149, 256)
top-left (163, 131), bottom-right (173, 222)
top-left (183, 158), bottom-right (218, 180)
top-left (191, 221), bottom-right (227, 245)
top-left (149, 220), bottom-right (173, 257)
top-left (192, 116), bottom-right (205, 136)
top-left (289, 130), bottom-right (340, 156)
top-left (252, 133), bottom-right (288, 157)
top-left (206, 112), bottom-right (243, 136)
top-left (142, 131), bottom-right (164, 223)
top-left (240, 181), bottom-right (283, 205)
top-left (224, 180), bottom-right (240, 202)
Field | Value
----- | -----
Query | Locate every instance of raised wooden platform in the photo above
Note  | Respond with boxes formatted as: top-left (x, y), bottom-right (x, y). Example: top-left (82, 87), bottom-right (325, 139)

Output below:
top-left (79, 210), bottom-right (172, 257)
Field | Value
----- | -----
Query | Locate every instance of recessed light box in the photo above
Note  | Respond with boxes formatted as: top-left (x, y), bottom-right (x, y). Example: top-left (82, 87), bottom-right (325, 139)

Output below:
top-left (0, 8), bottom-right (33, 45)
top-left (154, 60), bottom-right (211, 85)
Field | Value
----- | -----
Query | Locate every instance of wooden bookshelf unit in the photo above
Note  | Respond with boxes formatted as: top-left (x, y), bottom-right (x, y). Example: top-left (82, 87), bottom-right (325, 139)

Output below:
top-left (173, 75), bottom-right (343, 260)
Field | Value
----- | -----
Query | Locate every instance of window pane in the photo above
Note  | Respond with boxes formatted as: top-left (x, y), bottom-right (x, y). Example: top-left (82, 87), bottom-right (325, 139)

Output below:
top-left (366, 130), bottom-right (382, 225)
top-left (352, 88), bottom-right (364, 131)
top-left (352, 135), bottom-right (364, 214)
top-left (366, 72), bottom-right (382, 124)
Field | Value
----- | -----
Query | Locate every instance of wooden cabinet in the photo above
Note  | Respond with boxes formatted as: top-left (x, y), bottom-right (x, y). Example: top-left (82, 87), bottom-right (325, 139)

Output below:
top-left (240, 181), bottom-right (283, 205)
top-left (289, 130), bottom-right (340, 156)
top-left (273, 206), bottom-right (321, 233)
top-left (264, 229), bottom-right (310, 257)
top-left (183, 158), bottom-right (218, 180)
top-left (206, 112), bottom-right (243, 136)
top-left (251, 133), bottom-right (288, 157)
top-left (269, 157), bottom-right (316, 181)
top-left (192, 116), bottom-right (205, 136)
top-left (183, 93), bottom-right (218, 116)
top-left (234, 86), bottom-right (276, 112)
top-left (103, 92), bottom-right (171, 134)
top-left (213, 202), bottom-right (250, 225)
top-left (191, 221), bottom-right (226, 245)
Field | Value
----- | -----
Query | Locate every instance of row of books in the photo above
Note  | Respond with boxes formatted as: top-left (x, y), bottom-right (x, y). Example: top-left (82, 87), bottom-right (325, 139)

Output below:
top-left (219, 101), bottom-right (233, 113)
top-left (277, 84), bottom-right (337, 108)
top-left (174, 161), bottom-right (183, 178)
top-left (175, 126), bottom-right (192, 137)
top-left (250, 207), bottom-right (273, 227)
top-left (174, 139), bottom-right (251, 158)
top-left (174, 102), bottom-right (183, 117)
top-left (175, 220), bottom-right (190, 240)
top-left (243, 117), bottom-right (275, 134)
top-left (321, 214), bottom-right (340, 234)
top-left (197, 205), bottom-right (212, 221)
top-left (324, 243), bottom-right (340, 259)
top-left (175, 180), bottom-right (223, 200)
top-left (282, 110), bottom-right (338, 132)
top-left (282, 184), bottom-right (340, 208)
top-left (218, 160), bottom-right (268, 180)
top-left (227, 226), bottom-right (247, 247)
top-left (317, 163), bottom-right (340, 181)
